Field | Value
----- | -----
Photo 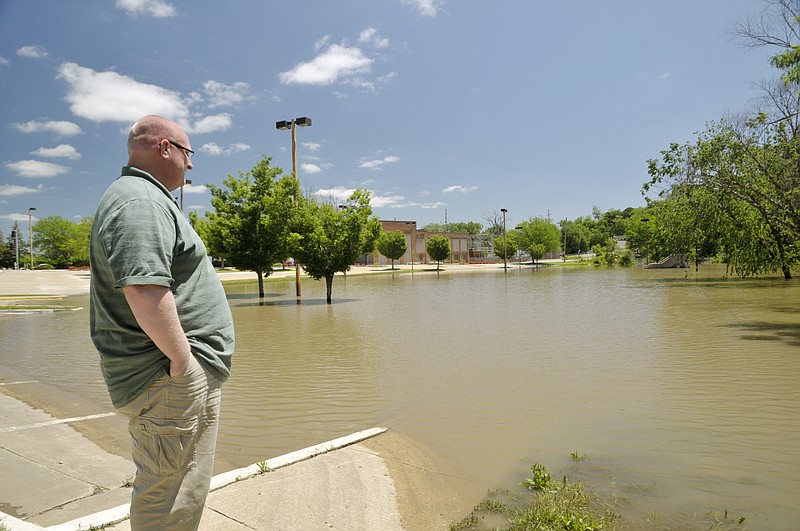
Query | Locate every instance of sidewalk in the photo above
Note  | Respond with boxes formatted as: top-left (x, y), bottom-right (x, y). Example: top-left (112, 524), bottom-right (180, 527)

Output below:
top-left (0, 387), bottom-right (403, 530)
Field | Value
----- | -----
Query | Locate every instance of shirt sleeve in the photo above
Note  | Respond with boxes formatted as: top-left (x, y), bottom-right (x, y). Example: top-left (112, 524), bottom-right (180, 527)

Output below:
top-left (98, 197), bottom-right (176, 288)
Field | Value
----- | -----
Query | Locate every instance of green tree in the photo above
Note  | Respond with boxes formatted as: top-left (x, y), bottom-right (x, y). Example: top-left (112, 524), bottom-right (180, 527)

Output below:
top-left (377, 230), bottom-right (407, 269)
top-left (422, 221), bottom-right (483, 234)
top-left (0, 228), bottom-right (12, 268)
top-left (290, 189), bottom-right (380, 304)
top-left (33, 216), bottom-right (92, 268)
top-left (425, 235), bottom-right (450, 271)
top-left (492, 232), bottom-right (518, 261)
top-left (518, 217), bottom-right (561, 263)
top-left (205, 156), bottom-right (299, 297)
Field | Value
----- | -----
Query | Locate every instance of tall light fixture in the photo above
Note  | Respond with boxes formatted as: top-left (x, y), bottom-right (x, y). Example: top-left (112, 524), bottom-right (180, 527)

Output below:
top-left (276, 117), bottom-right (312, 297)
top-left (500, 208), bottom-right (508, 272)
top-left (180, 179), bottom-right (192, 212)
top-left (28, 207), bottom-right (36, 269)
top-left (515, 225), bottom-right (523, 271)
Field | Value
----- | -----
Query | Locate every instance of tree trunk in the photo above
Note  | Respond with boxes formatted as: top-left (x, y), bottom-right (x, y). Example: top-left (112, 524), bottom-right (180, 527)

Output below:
top-left (325, 273), bottom-right (334, 304)
top-left (257, 268), bottom-right (265, 298)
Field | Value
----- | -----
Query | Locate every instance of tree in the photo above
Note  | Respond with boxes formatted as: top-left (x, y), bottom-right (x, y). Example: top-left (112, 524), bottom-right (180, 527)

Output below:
top-left (290, 189), bottom-right (380, 304)
top-left (377, 230), bottom-right (407, 269)
top-left (517, 217), bottom-right (561, 263)
top-left (425, 235), bottom-right (450, 271)
top-left (492, 232), bottom-right (518, 261)
top-left (204, 156), bottom-right (298, 297)
top-left (33, 216), bottom-right (92, 268)
top-left (422, 221), bottom-right (483, 234)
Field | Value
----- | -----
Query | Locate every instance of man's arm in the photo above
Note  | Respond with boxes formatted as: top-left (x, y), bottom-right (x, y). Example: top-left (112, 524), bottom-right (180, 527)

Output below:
top-left (123, 284), bottom-right (191, 377)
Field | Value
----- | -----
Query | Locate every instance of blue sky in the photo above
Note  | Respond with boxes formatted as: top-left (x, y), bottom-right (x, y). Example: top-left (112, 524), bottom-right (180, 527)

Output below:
top-left (0, 0), bottom-right (778, 238)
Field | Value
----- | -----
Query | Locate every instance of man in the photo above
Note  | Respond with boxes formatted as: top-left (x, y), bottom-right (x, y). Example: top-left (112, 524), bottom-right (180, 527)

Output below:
top-left (90, 115), bottom-right (235, 530)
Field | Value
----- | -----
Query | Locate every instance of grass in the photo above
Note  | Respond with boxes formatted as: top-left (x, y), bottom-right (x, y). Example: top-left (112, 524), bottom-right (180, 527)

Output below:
top-left (450, 462), bottom-right (617, 531)
top-left (449, 457), bottom-right (749, 531)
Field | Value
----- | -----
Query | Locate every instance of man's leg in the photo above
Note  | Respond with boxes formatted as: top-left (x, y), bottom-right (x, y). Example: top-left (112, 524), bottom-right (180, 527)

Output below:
top-left (118, 355), bottom-right (222, 531)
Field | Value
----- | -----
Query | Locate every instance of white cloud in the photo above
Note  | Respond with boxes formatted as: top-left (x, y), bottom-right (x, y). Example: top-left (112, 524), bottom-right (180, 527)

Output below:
top-left (301, 163), bottom-right (322, 174)
top-left (421, 202), bottom-right (446, 209)
top-left (442, 185), bottom-right (478, 194)
top-left (0, 56), bottom-right (10, 66)
top-left (359, 28), bottom-right (389, 49)
top-left (12, 120), bottom-right (82, 136)
top-left (203, 80), bottom-right (253, 108)
top-left (200, 142), bottom-right (251, 156)
top-left (303, 142), bottom-right (321, 152)
top-left (279, 44), bottom-right (373, 86)
top-left (371, 194), bottom-right (407, 208)
top-left (401, 0), bottom-right (444, 17)
top-left (314, 186), bottom-right (355, 202)
top-left (182, 182), bottom-right (208, 194)
top-left (0, 184), bottom-right (43, 197)
top-left (56, 63), bottom-right (230, 134)
top-left (16, 45), bottom-right (48, 59)
top-left (58, 62), bottom-right (189, 123)
top-left (30, 144), bottom-right (81, 160)
top-left (5, 160), bottom-right (69, 178)
top-left (115, 0), bottom-right (176, 17)
top-left (359, 155), bottom-right (400, 170)
top-left (187, 114), bottom-right (233, 134)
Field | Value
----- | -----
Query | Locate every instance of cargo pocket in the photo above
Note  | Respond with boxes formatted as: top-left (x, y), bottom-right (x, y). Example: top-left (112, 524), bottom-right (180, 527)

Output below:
top-left (131, 416), bottom-right (198, 476)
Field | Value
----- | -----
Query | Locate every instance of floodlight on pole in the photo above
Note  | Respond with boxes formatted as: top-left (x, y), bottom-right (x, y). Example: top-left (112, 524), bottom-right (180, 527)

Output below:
top-left (276, 117), bottom-right (312, 297)
top-left (500, 208), bottom-right (508, 272)
top-left (28, 207), bottom-right (36, 269)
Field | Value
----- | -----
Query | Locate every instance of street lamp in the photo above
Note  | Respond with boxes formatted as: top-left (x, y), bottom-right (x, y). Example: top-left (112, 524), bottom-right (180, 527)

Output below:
top-left (515, 225), bottom-right (523, 271)
top-left (28, 207), bottom-right (36, 269)
top-left (276, 117), bottom-right (312, 297)
top-left (500, 208), bottom-right (508, 272)
top-left (180, 179), bottom-right (192, 212)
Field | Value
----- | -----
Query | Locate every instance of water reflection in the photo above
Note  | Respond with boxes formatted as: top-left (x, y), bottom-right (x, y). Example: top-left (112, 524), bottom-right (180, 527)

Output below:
top-left (1, 266), bottom-right (798, 528)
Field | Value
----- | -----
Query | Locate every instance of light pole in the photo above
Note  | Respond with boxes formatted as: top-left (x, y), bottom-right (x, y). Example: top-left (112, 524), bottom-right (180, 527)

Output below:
top-left (180, 179), bottom-right (192, 212)
top-left (276, 117), bottom-right (312, 297)
top-left (500, 208), bottom-right (508, 272)
top-left (12, 227), bottom-right (19, 270)
top-left (28, 207), bottom-right (36, 269)
top-left (515, 225), bottom-right (523, 270)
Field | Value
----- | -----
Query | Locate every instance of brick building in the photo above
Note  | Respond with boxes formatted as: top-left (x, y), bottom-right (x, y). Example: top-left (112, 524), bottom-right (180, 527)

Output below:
top-left (365, 220), bottom-right (470, 266)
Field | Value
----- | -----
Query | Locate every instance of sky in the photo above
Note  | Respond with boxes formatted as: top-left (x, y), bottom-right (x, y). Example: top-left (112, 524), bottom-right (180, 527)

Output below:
top-left (0, 0), bottom-right (780, 239)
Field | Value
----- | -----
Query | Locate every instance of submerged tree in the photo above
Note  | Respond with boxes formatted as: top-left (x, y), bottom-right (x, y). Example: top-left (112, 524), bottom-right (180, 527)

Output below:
top-left (290, 189), bottom-right (380, 304)
top-left (377, 230), bottom-right (407, 269)
top-left (205, 156), bottom-right (299, 297)
top-left (517, 217), bottom-right (561, 264)
top-left (425, 235), bottom-right (451, 271)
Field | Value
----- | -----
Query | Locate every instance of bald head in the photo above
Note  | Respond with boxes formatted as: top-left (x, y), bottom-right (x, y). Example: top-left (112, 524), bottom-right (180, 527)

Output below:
top-left (126, 115), bottom-right (192, 191)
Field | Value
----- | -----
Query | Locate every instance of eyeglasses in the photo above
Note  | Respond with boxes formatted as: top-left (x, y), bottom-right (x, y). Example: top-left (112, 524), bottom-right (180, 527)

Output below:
top-left (168, 140), bottom-right (194, 160)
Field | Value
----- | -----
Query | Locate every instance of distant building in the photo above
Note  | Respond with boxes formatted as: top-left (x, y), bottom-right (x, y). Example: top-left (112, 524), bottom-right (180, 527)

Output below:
top-left (365, 220), bottom-right (470, 266)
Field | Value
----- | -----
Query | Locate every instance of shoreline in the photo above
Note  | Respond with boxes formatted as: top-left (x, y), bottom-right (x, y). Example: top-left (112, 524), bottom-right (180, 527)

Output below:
top-left (0, 262), bottom-right (522, 297)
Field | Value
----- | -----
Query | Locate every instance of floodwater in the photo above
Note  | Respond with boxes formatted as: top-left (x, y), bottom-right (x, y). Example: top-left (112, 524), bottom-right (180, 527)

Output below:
top-left (2, 265), bottom-right (799, 528)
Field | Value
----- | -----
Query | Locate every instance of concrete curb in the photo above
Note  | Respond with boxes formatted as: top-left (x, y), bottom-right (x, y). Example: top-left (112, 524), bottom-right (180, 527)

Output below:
top-left (1, 427), bottom-right (388, 531)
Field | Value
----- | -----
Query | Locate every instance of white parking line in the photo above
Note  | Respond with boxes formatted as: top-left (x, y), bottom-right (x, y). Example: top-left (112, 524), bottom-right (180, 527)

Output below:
top-left (0, 381), bottom-right (39, 386)
top-left (0, 412), bottom-right (116, 433)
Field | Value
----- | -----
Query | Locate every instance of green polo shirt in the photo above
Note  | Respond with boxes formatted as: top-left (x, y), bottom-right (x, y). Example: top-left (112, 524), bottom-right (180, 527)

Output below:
top-left (89, 166), bottom-right (234, 408)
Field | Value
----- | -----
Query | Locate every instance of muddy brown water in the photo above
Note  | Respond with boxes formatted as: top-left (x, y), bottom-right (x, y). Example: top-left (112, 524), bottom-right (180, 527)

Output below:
top-left (1, 265), bottom-right (798, 528)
